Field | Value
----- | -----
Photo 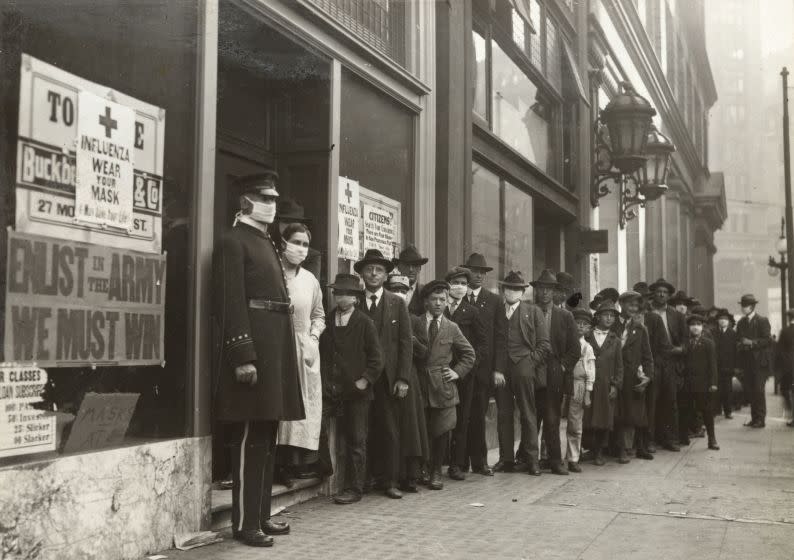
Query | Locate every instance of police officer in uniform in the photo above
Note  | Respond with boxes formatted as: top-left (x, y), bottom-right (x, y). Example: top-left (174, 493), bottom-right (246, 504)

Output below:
top-left (213, 172), bottom-right (305, 547)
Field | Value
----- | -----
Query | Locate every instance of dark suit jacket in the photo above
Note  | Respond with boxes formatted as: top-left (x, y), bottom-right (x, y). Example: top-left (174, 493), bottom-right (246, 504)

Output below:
top-left (445, 299), bottom-right (487, 378)
top-left (736, 313), bottom-right (772, 372)
top-left (469, 288), bottom-right (506, 384)
top-left (414, 314), bottom-right (476, 408)
top-left (365, 290), bottom-right (414, 389)
top-left (495, 300), bottom-right (551, 375)
top-left (539, 306), bottom-right (580, 391)
top-left (644, 311), bottom-right (672, 368)
top-left (684, 335), bottom-right (718, 392)
top-left (408, 282), bottom-right (424, 316)
top-left (650, 306), bottom-right (687, 375)
top-left (714, 326), bottom-right (738, 376)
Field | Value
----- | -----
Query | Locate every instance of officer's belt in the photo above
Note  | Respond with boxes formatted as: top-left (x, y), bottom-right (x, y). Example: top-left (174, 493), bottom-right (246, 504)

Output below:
top-left (249, 299), bottom-right (294, 314)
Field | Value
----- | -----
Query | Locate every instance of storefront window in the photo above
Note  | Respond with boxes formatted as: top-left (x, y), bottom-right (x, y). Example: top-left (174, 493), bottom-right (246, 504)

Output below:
top-left (491, 39), bottom-right (552, 172)
top-left (0, 2), bottom-right (197, 465)
top-left (473, 29), bottom-right (488, 120)
top-left (504, 182), bottom-right (533, 280)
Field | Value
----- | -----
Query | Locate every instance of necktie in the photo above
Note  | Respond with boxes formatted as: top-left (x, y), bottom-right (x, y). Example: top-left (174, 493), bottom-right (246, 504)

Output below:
top-left (429, 318), bottom-right (439, 346)
top-left (469, 293), bottom-right (476, 305)
top-left (449, 302), bottom-right (457, 316)
top-left (369, 295), bottom-right (377, 312)
top-left (506, 304), bottom-right (513, 319)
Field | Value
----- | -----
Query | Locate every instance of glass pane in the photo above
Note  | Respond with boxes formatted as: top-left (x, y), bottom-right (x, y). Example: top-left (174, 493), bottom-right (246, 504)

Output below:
top-left (529, 0), bottom-right (542, 70)
top-left (473, 29), bottom-right (488, 120)
top-left (545, 16), bottom-right (562, 91)
top-left (491, 39), bottom-right (551, 172)
top-left (504, 182), bottom-right (533, 298)
top-left (471, 163), bottom-right (501, 292)
top-left (0, 1), bottom-right (198, 464)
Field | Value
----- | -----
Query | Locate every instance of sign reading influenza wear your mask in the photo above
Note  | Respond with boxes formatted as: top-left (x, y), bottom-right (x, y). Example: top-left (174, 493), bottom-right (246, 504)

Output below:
top-left (15, 54), bottom-right (165, 253)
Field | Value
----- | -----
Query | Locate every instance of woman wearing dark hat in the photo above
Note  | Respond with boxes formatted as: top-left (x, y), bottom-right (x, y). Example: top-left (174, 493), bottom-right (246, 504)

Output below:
top-left (583, 301), bottom-right (623, 466)
top-left (714, 308), bottom-right (739, 419)
top-left (682, 313), bottom-right (720, 450)
top-left (321, 274), bottom-right (384, 504)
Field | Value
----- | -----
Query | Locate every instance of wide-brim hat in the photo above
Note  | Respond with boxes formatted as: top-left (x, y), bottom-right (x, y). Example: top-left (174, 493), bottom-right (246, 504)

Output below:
top-left (572, 307), bottom-right (593, 323)
top-left (686, 313), bottom-right (707, 325)
top-left (393, 244), bottom-right (428, 266)
top-left (669, 290), bottom-right (692, 306)
top-left (648, 277), bottom-right (675, 295)
top-left (739, 294), bottom-right (759, 306)
top-left (530, 269), bottom-right (559, 288)
top-left (235, 171), bottom-right (279, 197)
top-left (385, 272), bottom-right (410, 290)
top-left (633, 282), bottom-right (650, 297)
top-left (566, 292), bottom-right (583, 309)
top-left (594, 301), bottom-right (619, 317)
top-left (329, 273), bottom-right (364, 294)
top-left (589, 294), bottom-right (604, 311)
top-left (716, 308), bottom-right (734, 320)
top-left (597, 288), bottom-right (620, 304)
top-left (499, 270), bottom-right (529, 289)
top-left (556, 271), bottom-right (575, 290)
top-left (420, 279), bottom-right (451, 300)
top-left (690, 305), bottom-right (708, 317)
top-left (354, 248), bottom-right (395, 274)
top-left (618, 290), bottom-right (643, 304)
top-left (689, 298), bottom-right (703, 309)
top-left (276, 197), bottom-right (311, 224)
top-left (445, 266), bottom-right (472, 283)
top-left (461, 253), bottom-right (493, 272)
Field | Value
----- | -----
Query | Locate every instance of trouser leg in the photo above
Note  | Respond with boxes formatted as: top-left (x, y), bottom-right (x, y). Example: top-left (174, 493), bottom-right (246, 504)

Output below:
top-left (431, 432), bottom-right (450, 474)
top-left (535, 387), bottom-right (547, 462)
top-left (677, 388), bottom-right (692, 442)
top-left (646, 377), bottom-right (658, 441)
top-left (542, 380), bottom-right (563, 466)
top-left (619, 425), bottom-right (635, 453)
top-left (451, 373), bottom-right (475, 469)
top-left (718, 373), bottom-right (733, 415)
top-left (345, 398), bottom-right (371, 494)
top-left (229, 420), bottom-right (277, 532)
top-left (565, 380), bottom-right (585, 463)
top-left (655, 366), bottom-right (678, 444)
top-left (467, 379), bottom-right (490, 469)
top-left (494, 370), bottom-right (516, 463)
top-left (511, 357), bottom-right (539, 465)
top-left (755, 369), bottom-right (767, 422)
top-left (373, 377), bottom-right (401, 487)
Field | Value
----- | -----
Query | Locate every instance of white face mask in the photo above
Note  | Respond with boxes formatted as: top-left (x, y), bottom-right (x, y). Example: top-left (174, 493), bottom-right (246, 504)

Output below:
top-left (392, 292), bottom-right (407, 302)
top-left (449, 284), bottom-right (468, 300)
top-left (741, 305), bottom-right (753, 316)
top-left (245, 197), bottom-right (276, 224)
top-left (689, 324), bottom-right (703, 336)
top-left (335, 295), bottom-right (357, 311)
top-left (503, 289), bottom-right (523, 305)
top-left (284, 241), bottom-right (308, 265)
top-left (718, 318), bottom-right (729, 329)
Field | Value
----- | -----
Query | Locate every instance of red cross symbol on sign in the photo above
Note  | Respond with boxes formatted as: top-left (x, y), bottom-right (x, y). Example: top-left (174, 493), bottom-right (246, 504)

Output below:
top-left (344, 183), bottom-right (353, 204)
top-left (98, 106), bottom-right (118, 139)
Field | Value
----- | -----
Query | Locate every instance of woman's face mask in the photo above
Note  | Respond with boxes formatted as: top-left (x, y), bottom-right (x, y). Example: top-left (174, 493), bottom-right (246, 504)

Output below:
top-left (283, 241), bottom-right (309, 265)
top-left (690, 324), bottom-right (703, 336)
top-left (718, 318), bottom-right (729, 329)
top-left (449, 284), bottom-right (468, 300)
top-left (503, 288), bottom-right (523, 304)
top-left (675, 304), bottom-right (688, 314)
top-left (245, 196), bottom-right (277, 224)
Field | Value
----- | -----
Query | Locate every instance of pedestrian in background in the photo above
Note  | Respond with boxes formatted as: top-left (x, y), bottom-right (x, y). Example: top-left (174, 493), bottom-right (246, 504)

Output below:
top-left (714, 308), bottom-right (738, 419)
top-left (736, 294), bottom-right (772, 429)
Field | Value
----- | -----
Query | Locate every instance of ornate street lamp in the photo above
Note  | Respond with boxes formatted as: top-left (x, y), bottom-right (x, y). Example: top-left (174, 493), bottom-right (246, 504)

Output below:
top-left (591, 82), bottom-right (675, 229)
top-left (769, 217), bottom-right (788, 325)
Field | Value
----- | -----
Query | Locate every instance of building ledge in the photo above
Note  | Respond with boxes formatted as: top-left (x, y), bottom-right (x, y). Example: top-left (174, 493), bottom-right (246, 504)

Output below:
top-left (695, 171), bottom-right (727, 230)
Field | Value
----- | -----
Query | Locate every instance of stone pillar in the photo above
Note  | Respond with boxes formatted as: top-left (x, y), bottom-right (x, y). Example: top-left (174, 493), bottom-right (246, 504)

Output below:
top-left (644, 198), bottom-right (665, 281)
top-left (626, 204), bottom-right (642, 286)
top-left (664, 192), bottom-right (681, 288)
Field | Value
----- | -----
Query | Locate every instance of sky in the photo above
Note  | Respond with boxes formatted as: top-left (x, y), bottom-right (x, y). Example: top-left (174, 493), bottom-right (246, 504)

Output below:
top-left (761, 0), bottom-right (794, 56)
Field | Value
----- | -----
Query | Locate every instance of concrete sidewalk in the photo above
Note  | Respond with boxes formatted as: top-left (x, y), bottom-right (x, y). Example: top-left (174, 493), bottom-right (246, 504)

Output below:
top-left (155, 385), bottom-right (794, 560)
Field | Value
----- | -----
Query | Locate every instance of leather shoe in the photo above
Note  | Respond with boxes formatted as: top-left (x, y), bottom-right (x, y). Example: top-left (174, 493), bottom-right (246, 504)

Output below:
top-left (447, 466), bottom-right (466, 481)
top-left (679, 438), bottom-right (691, 446)
top-left (527, 462), bottom-right (541, 476)
top-left (743, 420), bottom-right (756, 427)
top-left (617, 451), bottom-right (631, 464)
top-left (593, 452), bottom-right (606, 466)
top-left (708, 440), bottom-right (720, 450)
top-left (646, 442), bottom-right (657, 454)
top-left (724, 413), bottom-right (733, 419)
top-left (662, 442), bottom-right (680, 452)
top-left (567, 461), bottom-right (582, 473)
top-left (334, 491), bottom-right (362, 505)
top-left (263, 520), bottom-right (290, 535)
top-left (550, 463), bottom-right (569, 475)
top-left (513, 461), bottom-right (529, 472)
top-left (538, 458), bottom-right (551, 470)
top-left (752, 422), bottom-right (765, 428)
top-left (472, 465), bottom-right (494, 476)
top-left (400, 480), bottom-right (418, 493)
top-left (233, 529), bottom-right (274, 547)
top-left (691, 428), bottom-right (706, 438)
top-left (428, 473), bottom-right (444, 490)
top-left (384, 487), bottom-right (403, 499)
top-left (636, 449), bottom-right (654, 460)
top-left (493, 460), bottom-right (515, 473)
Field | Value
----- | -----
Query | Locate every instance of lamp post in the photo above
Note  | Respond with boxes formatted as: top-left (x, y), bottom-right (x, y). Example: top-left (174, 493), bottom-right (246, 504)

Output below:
top-left (769, 218), bottom-right (788, 327)
top-left (781, 68), bottom-right (794, 317)
top-left (591, 82), bottom-right (676, 228)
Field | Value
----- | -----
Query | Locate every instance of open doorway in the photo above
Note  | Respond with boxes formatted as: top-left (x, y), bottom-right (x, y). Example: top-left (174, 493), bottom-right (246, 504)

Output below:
top-left (212, 0), bottom-right (331, 487)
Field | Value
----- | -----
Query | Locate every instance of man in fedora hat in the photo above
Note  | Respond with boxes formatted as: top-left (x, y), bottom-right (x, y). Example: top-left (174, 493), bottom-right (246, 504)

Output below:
top-left (714, 308), bottom-right (739, 419)
top-left (355, 249), bottom-right (413, 498)
top-left (322, 273), bottom-right (384, 505)
top-left (736, 294), bottom-right (772, 428)
top-left (213, 171), bottom-right (301, 547)
top-left (393, 244), bottom-right (429, 316)
top-left (554, 271), bottom-right (576, 308)
top-left (776, 309), bottom-right (794, 420)
top-left (492, 271), bottom-right (550, 475)
top-left (648, 278), bottom-right (687, 451)
top-left (274, 197), bottom-right (322, 280)
top-left (461, 253), bottom-right (505, 475)
top-left (640, 288), bottom-right (671, 454)
top-left (531, 270), bottom-right (580, 475)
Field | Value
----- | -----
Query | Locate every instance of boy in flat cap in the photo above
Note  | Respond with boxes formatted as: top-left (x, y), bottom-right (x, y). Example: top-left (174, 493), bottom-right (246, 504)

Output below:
top-left (682, 314), bottom-right (720, 450)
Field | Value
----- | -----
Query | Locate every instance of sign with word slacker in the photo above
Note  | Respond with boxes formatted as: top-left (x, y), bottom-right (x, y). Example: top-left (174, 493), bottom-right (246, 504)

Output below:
top-left (0, 364), bottom-right (56, 459)
top-left (15, 54), bottom-right (165, 253)
top-left (4, 230), bottom-right (166, 367)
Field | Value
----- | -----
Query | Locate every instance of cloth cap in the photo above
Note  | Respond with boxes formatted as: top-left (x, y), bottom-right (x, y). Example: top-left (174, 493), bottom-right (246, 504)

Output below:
top-left (420, 280), bottom-right (451, 299)
top-left (445, 266), bottom-right (473, 283)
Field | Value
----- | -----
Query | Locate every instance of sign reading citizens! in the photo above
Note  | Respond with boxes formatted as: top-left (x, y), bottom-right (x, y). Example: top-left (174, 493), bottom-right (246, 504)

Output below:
top-left (15, 54), bottom-right (165, 253)
top-left (4, 230), bottom-right (166, 367)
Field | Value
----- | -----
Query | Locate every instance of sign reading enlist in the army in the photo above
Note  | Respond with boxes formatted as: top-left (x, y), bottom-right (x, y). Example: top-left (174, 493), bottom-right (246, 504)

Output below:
top-left (15, 54), bottom-right (165, 253)
top-left (4, 230), bottom-right (166, 367)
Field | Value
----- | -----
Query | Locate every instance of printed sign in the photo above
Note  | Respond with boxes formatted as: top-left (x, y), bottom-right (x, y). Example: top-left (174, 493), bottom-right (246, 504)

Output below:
top-left (337, 177), bottom-right (360, 261)
top-left (0, 364), bottom-right (56, 459)
top-left (362, 204), bottom-right (398, 259)
top-left (4, 230), bottom-right (166, 367)
top-left (75, 91), bottom-right (136, 228)
top-left (15, 54), bottom-right (165, 253)
top-left (63, 392), bottom-right (139, 453)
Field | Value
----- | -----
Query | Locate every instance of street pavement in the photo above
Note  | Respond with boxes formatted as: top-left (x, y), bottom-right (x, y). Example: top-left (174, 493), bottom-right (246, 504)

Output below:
top-left (158, 384), bottom-right (794, 560)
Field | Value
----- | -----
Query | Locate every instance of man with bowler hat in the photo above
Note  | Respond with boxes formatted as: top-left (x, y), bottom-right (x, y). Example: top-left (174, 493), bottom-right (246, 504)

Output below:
top-left (213, 171), bottom-right (302, 547)
top-left (356, 249), bottom-right (413, 498)
top-left (531, 270), bottom-right (580, 475)
top-left (492, 271), bottom-right (550, 475)
top-left (736, 294), bottom-right (772, 428)
top-left (461, 253), bottom-right (506, 475)
top-left (393, 244), bottom-right (429, 316)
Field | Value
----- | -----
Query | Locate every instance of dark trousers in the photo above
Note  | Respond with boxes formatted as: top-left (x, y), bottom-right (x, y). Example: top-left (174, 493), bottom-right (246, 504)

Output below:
top-left (536, 376), bottom-right (563, 466)
top-left (430, 432), bottom-right (451, 474)
top-left (371, 376), bottom-right (401, 486)
top-left (679, 392), bottom-right (716, 441)
top-left (677, 388), bottom-right (696, 440)
top-left (654, 364), bottom-right (679, 445)
top-left (467, 379), bottom-right (491, 470)
top-left (645, 376), bottom-right (658, 440)
top-left (495, 355), bottom-right (539, 465)
top-left (227, 420), bottom-right (277, 533)
top-left (341, 398), bottom-right (371, 494)
top-left (450, 372), bottom-right (475, 470)
top-left (718, 372), bottom-right (734, 416)
top-left (743, 366), bottom-right (767, 423)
